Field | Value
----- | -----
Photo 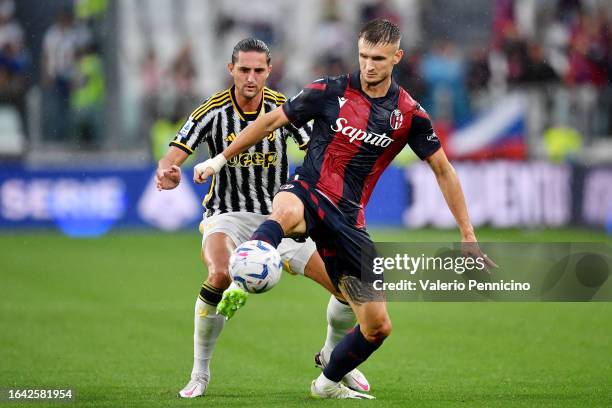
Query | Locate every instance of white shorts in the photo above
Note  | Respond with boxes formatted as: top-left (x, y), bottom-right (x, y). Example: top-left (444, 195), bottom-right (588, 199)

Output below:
top-left (200, 211), bottom-right (317, 275)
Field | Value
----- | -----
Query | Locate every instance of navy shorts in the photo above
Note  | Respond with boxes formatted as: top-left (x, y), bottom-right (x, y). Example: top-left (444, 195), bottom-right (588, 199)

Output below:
top-left (278, 179), bottom-right (383, 302)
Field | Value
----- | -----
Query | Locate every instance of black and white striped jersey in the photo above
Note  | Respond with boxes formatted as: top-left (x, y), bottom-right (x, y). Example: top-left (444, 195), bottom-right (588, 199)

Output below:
top-left (171, 86), bottom-right (310, 216)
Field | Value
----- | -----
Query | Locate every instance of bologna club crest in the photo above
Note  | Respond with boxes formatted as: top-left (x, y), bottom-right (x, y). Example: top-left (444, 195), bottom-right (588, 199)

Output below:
top-left (390, 109), bottom-right (403, 130)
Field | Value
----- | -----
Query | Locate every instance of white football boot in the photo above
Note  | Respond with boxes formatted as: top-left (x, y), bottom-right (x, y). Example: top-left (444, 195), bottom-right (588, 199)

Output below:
top-left (314, 349), bottom-right (371, 393)
top-left (177, 374), bottom-right (209, 398)
top-left (310, 379), bottom-right (375, 400)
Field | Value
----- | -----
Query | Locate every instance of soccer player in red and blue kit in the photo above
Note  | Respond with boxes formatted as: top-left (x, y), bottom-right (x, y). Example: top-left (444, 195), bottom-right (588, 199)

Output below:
top-left (194, 19), bottom-right (495, 399)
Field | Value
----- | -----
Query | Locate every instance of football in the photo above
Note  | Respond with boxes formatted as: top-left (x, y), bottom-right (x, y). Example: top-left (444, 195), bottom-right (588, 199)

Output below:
top-left (229, 240), bottom-right (283, 293)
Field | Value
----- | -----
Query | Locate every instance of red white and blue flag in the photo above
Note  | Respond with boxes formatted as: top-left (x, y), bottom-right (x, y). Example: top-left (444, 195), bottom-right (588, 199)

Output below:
top-left (445, 93), bottom-right (527, 160)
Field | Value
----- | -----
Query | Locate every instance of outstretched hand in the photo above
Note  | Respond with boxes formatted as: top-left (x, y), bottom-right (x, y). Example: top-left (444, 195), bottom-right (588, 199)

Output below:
top-left (156, 165), bottom-right (182, 191)
top-left (461, 240), bottom-right (498, 272)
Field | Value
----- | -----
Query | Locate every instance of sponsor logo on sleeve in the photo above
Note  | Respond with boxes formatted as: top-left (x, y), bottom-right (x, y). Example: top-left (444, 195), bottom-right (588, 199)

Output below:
top-left (179, 118), bottom-right (195, 137)
top-left (427, 132), bottom-right (439, 142)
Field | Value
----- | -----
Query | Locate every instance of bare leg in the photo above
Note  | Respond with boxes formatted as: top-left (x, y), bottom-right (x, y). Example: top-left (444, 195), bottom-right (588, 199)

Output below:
top-left (339, 292), bottom-right (392, 345)
top-left (303, 251), bottom-right (342, 297)
top-left (201, 232), bottom-right (234, 290)
top-left (268, 191), bottom-right (309, 236)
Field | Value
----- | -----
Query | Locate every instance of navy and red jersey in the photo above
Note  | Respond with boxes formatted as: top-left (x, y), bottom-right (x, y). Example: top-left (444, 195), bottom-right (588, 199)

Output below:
top-left (282, 72), bottom-right (441, 228)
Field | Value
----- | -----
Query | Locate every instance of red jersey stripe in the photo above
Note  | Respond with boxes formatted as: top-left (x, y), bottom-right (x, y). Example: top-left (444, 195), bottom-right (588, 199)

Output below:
top-left (316, 80), bottom-right (371, 205)
top-left (355, 88), bottom-right (416, 227)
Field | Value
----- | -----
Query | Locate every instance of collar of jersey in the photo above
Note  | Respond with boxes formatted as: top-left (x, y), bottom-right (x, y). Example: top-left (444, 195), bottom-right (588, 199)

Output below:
top-left (230, 86), bottom-right (264, 122)
top-left (350, 71), bottom-right (399, 108)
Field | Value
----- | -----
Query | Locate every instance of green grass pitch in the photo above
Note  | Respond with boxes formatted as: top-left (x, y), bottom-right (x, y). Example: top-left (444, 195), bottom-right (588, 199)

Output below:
top-left (1, 228), bottom-right (611, 407)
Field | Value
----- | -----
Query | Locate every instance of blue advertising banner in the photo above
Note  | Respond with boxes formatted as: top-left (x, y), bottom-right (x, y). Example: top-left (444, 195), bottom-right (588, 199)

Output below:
top-left (1, 162), bottom-right (610, 235)
top-left (0, 165), bottom-right (209, 235)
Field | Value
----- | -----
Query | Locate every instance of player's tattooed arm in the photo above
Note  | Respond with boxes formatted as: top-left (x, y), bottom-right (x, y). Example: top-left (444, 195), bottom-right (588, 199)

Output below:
top-left (156, 146), bottom-right (189, 191)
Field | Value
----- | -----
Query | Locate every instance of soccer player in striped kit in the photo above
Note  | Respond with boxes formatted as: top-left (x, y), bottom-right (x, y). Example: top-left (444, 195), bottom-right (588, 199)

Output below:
top-left (156, 38), bottom-right (370, 398)
top-left (195, 20), bottom-right (495, 399)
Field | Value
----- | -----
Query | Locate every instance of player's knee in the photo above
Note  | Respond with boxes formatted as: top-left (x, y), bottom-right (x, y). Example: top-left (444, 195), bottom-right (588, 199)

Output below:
top-left (270, 204), bottom-right (302, 230)
top-left (380, 320), bottom-right (392, 339)
top-left (206, 264), bottom-right (232, 289)
top-left (363, 319), bottom-right (392, 344)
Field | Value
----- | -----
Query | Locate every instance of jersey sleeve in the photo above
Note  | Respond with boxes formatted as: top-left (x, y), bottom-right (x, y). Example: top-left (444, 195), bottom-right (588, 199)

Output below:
top-left (406, 106), bottom-right (441, 160)
top-left (283, 121), bottom-right (311, 150)
top-left (282, 78), bottom-right (328, 128)
top-left (169, 98), bottom-right (217, 154)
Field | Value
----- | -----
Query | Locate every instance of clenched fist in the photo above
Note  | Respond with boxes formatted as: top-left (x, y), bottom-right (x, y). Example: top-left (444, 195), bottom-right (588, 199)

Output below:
top-left (156, 165), bottom-right (182, 190)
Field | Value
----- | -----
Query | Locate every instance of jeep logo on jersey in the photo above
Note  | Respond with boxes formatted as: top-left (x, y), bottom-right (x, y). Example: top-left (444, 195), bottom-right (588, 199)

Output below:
top-left (330, 117), bottom-right (393, 147)
top-left (390, 109), bottom-right (403, 130)
top-left (228, 152), bottom-right (278, 168)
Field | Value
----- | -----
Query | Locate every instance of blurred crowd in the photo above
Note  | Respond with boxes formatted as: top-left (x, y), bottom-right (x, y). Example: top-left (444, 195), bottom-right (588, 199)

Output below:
top-left (484, 0), bottom-right (612, 139)
top-left (140, 41), bottom-right (198, 159)
top-left (0, 0), bottom-right (30, 138)
top-left (2, 0), bottom-right (612, 158)
top-left (0, 0), bottom-right (106, 149)
top-left (201, 0), bottom-right (612, 142)
top-left (41, 0), bottom-right (107, 148)
top-left (325, 0), bottom-right (612, 136)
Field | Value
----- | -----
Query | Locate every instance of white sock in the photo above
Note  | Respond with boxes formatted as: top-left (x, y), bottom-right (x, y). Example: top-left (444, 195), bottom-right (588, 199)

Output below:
top-left (191, 297), bottom-right (225, 379)
top-left (315, 372), bottom-right (339, 388)
top-left (322, 295), bottom-right (356, 359)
